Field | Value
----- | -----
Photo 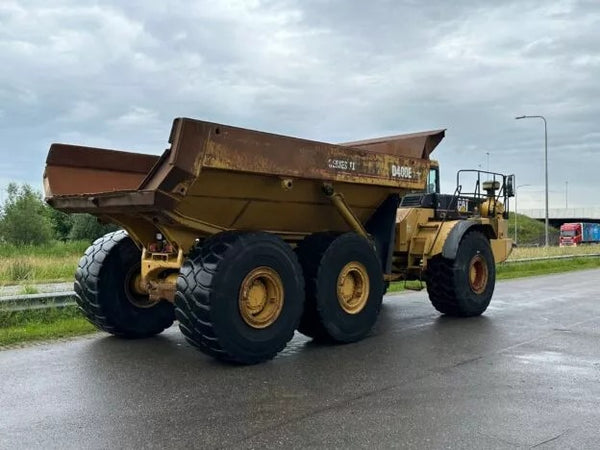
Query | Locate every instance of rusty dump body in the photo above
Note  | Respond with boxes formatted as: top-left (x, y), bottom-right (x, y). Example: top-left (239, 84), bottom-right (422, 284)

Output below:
top-left (44, 117), bottom-right (444, 253)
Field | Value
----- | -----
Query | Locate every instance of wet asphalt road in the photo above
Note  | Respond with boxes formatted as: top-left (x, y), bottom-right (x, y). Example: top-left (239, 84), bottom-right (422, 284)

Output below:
top-left (1, 269), bottom-right (599, 449)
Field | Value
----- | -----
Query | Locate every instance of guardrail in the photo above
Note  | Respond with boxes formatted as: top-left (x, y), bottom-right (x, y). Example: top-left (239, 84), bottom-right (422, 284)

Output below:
top-left (0, 292), bottom-right (77, 312)
top-left (1, 253), bottom-right (599, 311)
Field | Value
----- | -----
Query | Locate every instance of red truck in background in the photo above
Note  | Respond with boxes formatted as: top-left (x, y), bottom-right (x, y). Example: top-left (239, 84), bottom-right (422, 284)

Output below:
top-left (559, 222), bottom-right (600, 247)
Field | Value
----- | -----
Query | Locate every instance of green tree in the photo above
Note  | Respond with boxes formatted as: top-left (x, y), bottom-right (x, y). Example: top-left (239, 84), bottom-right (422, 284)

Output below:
top-left (0, 183), bottom-right (54, 245)
top-left (68, 214), bottom-right (118, 242)
top-left (48, 208), bottom-right (73, 241)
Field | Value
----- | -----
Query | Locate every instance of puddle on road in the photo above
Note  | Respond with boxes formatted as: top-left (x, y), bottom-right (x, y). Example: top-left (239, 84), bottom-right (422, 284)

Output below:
top-left (513, 350), bottom-right (599, 376)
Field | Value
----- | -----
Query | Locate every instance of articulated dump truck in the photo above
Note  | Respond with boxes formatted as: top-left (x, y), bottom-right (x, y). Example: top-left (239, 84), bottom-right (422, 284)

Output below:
top-left (44, 117), bottom-right (515, 364)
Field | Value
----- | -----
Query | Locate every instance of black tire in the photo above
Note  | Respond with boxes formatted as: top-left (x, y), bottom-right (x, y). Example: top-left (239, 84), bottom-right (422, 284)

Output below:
top-left (295, 232), bottom-right (338, 340)
top-left (426, 230), bottom-right (495, 317)
top-left (174, 231), bottom-right (305, 364)
top-left (299, 232), bottom-right (384, 343)
top-left (74, 230), bottom-right (175, 337)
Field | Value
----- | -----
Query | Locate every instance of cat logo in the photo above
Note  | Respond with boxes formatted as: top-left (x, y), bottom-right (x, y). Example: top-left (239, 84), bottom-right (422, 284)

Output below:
top-left (457, 198), bottom-right (469, 212)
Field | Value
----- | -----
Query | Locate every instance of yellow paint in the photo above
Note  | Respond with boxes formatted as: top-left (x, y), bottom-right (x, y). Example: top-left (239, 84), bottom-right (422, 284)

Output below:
top-left (140, 248), bottom-right (184, 302)
top-left (480, 199), bottom-right (505, 218)
top-left (394, 207), bottom-right (513, 278)
top-left (395, 208), bottom-right (435, 252)
top-left (490, 238), bottom-right (513, 263)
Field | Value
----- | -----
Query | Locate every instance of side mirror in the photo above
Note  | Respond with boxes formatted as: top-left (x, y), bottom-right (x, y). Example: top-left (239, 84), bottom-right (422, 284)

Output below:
top-left (505, 175), bottom-right (515, 197)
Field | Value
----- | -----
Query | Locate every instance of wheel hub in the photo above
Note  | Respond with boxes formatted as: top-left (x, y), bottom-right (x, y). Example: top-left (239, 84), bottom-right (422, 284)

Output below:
top-left (239, 267), bottom-right (284, 329)
top-left (468, 254), bottom-right (489, 294)
top-left (337, 261), bottom-right (369, 315)
top-left (125, 265), bottom-right (159, 309)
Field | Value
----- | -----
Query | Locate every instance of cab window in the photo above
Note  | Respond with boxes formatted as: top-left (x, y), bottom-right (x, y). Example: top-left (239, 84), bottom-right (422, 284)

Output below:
top-left (427, 167), bottom-right (439, 194)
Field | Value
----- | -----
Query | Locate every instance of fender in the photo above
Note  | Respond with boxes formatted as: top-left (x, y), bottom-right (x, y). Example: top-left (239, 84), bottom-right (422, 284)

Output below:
top-left (441, 220), bottom-right (478, 260)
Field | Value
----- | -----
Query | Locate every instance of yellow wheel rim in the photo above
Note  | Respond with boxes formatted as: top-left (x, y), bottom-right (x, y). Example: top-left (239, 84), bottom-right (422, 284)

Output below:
top-left (238, 267), bottom-right (284, 329)
top-left (468, 254), bottom-right (488, 294)
top-left (337, 261), bottom-right (370, 315)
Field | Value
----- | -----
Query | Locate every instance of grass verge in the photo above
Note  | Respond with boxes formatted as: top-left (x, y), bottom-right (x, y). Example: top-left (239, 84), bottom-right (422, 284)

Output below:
top-left (0, 306), bottom-right (96, 347)
top-left (0, 241), bottom-right (87, 285)
top-left (496, 256), bottom-right (600, 280)
top-left (508, 243), bottom-right (600, 260)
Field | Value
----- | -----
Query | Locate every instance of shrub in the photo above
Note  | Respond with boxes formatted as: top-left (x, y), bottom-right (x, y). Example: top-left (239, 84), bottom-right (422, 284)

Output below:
top-left (68, 214), bottom-right (118, 242)
top-left (0, 183), bottom-right (53, 245)
top-left (48, 208), bottom-right (74, 242)
top-left (7, 259), bottom-right (34, 281)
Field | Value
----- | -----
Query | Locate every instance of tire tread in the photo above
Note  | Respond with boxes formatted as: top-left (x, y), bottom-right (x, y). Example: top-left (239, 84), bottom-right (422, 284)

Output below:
top-left (426, 230), bottom-right (494, 317)
top-left (75, 230), bottom-right (174, 337)
top-left (174, 231), bottom-right (303, 364)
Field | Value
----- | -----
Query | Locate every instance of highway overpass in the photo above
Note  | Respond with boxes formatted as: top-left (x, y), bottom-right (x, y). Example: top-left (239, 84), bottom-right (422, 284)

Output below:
top-left (518, 207), bottom-right (600, 227)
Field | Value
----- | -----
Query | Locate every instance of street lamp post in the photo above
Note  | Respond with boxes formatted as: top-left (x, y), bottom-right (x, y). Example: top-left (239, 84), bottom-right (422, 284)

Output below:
top-left (514, 184), bottom-right (531, 246)
top-left (515, 115), bottom-right (549, 247)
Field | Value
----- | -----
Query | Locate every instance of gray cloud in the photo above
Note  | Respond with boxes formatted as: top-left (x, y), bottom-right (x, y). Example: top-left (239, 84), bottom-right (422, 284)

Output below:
top-left (1, 0), bottom-right (598, 208)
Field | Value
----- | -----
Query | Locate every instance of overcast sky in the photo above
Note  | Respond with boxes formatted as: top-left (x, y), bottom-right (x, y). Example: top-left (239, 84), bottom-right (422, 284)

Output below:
top-left (1, 0), bottom-right (598, 209)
